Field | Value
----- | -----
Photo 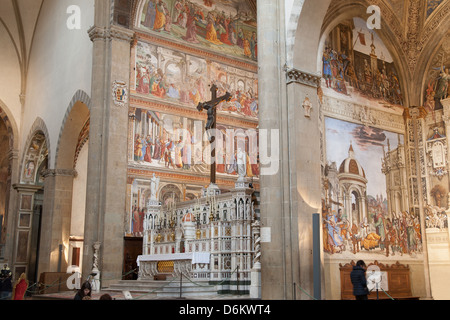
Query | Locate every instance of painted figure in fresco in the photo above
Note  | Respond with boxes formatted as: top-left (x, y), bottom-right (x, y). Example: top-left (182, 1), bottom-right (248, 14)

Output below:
top-left (136, 66), bottom-right (150, 94)
top-left (182, 4), bottom-right (200, 44)
top-left (182, 130), bottom-right (193, 169)
top-left (205, 14), bottom-right (223, 45)
top-left (152, 137), bottom-right (162, 161)
top-left (237, 28), bottom-right (244, 48)
top-left (325, 209), bottom-right (344, 253)
top-left (250, 32), bottom-right (257, 60)
top-left (243, 35), bottom-right (252, 58)
top-left (134, 134), bottom-right (143, 161)
top-left (175, 138), bottom-right (184, 168)
top-left (425, 81), bottom-right (436, 115)
top-left (236, 148), bottom-right (247, 178)
top-left (323, 47), bottom-right (333, 88)
top-left (151, 69), bottom-right (167, 97)
top-left (218, 14), bottom-right (233, 46)
top-left (167, 83), bottom-right (180, 99)
top-left (435, 66), bottom-right (450, 101)
top-left (153, 0), bottom-right (167, 32)
top-left (142, 0), bottom-right (157, 29)
top-left (132, 206), bottom-right (141, 234)
top-left (174, 0), bottom-right (185, 26)
top-left (374, 212), bottom-right (386, 250)
top-left (164, 139), bottom-right (175, 168)
top-left (162, 2), bottom-right (172, 33)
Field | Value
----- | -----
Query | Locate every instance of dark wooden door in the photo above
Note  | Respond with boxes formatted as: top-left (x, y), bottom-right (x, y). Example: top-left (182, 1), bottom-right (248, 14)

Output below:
top-left (123, 237), bottom-right (142, 280)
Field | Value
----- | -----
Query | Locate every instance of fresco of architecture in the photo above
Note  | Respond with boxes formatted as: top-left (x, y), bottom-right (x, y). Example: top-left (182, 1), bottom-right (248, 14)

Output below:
top-left (139, 0), bottom-right (257, 61)
top-left (323, 117), bottom-right (422, 259)
top-left (130, 109), bottom-right (259, 176)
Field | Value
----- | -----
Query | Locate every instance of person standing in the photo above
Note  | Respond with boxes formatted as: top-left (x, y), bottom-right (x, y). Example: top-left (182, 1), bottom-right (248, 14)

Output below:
top-left (350, 260), bottom-right (369, 300)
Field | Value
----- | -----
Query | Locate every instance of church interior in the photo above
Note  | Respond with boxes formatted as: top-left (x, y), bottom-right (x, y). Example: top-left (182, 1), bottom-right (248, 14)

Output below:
top-left (1, 0), bottom-right (450, 301)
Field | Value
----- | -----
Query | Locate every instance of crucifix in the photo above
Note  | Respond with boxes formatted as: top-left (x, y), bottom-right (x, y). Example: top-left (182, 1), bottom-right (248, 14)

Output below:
top-left (197, 84), bottom-right (232, 185)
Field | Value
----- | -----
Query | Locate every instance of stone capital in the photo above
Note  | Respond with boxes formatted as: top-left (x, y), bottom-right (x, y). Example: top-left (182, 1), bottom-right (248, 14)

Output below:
top-left (41, 169), bottom-right (78, 178)
top-left (286, 68), bottom-right (321, 88)
top-left (88, 25), bottom-right (135, 44)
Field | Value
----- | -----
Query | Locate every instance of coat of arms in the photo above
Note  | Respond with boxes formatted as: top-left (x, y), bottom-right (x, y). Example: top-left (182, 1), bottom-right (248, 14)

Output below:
top-left (112, 80), bottom-right (128, 107)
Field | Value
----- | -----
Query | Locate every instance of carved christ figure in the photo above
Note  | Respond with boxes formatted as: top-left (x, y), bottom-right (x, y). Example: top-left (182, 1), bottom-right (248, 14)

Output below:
top-left (197, 84), bottom-right (232, 184)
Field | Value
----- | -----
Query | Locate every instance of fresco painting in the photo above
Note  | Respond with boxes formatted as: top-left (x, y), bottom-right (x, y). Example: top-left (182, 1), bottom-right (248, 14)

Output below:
top-left (322, 18), bottom-right (403, 112)
top-left (139, 0), bottom-right (257, 61)
top-left (135, 41), bottom-right (258, 120)
top-left (131, 108), bottom-right (259, 178)
top-left (323, 117), bottom-right (423, 260)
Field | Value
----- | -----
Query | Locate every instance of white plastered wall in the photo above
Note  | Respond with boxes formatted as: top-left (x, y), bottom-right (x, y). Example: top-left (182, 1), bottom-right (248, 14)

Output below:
top-left (21, 0), bottom-right (94, 168)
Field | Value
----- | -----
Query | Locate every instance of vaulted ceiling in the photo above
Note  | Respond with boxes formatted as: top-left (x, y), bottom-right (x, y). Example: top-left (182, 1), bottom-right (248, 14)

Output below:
top-left (0, 0), bottom-right (44, 102)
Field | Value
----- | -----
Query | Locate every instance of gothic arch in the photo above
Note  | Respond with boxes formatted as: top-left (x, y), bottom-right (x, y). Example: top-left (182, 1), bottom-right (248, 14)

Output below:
top-left (290, 0), bottom-right (332, 73)
top-left (54, 90), bottom-right (91, 170)
top-left (19, 117), bottom-right (50, 184)
top-left (0, 99), bottom-right (19, 151)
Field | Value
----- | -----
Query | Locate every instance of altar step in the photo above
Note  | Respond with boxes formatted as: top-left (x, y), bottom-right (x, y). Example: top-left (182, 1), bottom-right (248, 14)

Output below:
top-left (107, 279), bottom-right (219, 298)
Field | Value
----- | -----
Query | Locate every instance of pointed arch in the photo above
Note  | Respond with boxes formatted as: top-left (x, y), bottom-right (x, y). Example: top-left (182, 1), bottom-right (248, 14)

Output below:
top-left (54, 90), bottom-right (91, 170)
top-left (19, 117), bottom-right (50, 184)
top-left (0, 99), bottom-right (20, 151)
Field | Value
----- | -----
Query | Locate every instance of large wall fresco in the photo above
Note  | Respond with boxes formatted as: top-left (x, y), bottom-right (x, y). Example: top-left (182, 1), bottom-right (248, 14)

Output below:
top-left (127, 108), bottom-right (259, 236)
top-left (322, 18), bottom-right (403, 113)
top-left (323, 117), bottom-right (423, 260)
top-left (138, 0), bottom-right (257, 62)
top-left (130, 108), bottom-right (259, 178)
top-left (135, 41), bottom-right (258, 120)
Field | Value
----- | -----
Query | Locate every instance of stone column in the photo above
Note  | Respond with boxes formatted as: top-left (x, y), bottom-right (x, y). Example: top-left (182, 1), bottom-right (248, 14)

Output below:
top-left (286, 68), bottom-right (322, 300)
top-left (82, 1), bottom-right (134, 287)
top-left (406, 106), bottom-right (433, 299)
top-left (37, 169), bottom-right (77, 276)
top-left (257, 0), bottom-right (293, 300)
top-left (4, 149), bottom-right (19, 267)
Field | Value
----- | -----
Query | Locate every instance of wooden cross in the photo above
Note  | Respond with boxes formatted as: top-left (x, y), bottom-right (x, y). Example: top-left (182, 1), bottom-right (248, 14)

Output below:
top-left (197, 84), bottom-right (232, 185)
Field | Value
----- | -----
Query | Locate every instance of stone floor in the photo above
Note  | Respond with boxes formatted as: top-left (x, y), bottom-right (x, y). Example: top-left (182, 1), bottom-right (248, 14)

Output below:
top-left (27, 289), bottom-right (251, 301)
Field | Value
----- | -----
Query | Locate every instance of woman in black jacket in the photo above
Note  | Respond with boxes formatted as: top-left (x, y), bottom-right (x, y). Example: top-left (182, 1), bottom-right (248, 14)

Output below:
top-left (350, 260), bottom-right (369, 300)
top-left (74, 281), bottom-right (92, 300)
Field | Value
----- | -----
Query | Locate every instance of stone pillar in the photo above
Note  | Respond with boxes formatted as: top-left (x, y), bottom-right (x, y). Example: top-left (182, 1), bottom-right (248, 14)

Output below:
top-left (405, 106), bottom-right (433, 299)
top-left (82, 1), bottom-right (134, 287)
top-left (257, 0), bottom-right (293, 300)
top-left (286, 68), bottom-right (322, 300)
top-left (38, 169), bottom-right (77, 274)
top-left (3, 149), bottom-right (19, 267)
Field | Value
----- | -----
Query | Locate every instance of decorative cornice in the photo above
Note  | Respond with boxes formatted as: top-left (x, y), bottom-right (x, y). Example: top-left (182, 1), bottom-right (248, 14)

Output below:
top-left (321, 95), bottom-right (405, 133)
top-left (88, 25), bottom-right (135, 43)
top-left (286, 68), bottom-right (321, 88)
